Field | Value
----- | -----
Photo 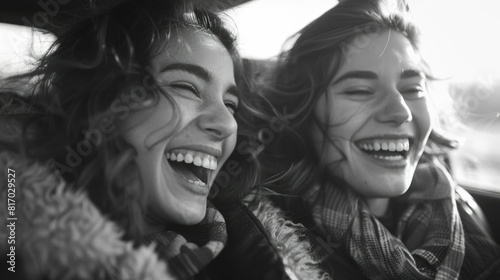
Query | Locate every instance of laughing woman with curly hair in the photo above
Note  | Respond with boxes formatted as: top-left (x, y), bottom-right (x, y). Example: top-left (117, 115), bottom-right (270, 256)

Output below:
top-left (0, 1), bottom-right (327, 280)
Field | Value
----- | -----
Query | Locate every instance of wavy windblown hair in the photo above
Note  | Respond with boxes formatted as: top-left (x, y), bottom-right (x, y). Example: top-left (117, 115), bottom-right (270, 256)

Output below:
top-left (1, 0), bottom-right (246, 238)
top-left (245, 0), bottom-right (457, 202)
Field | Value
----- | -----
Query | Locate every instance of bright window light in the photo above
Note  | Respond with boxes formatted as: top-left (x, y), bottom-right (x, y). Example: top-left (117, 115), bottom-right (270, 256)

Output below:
top-left (226, 0), bottom-right (500, 81)
top-left (0, 23), bottom-right (54, 77)
top-left (223, 0), bottom-right (338, 60)
top-left (413, 0), bottom-right (500, 81)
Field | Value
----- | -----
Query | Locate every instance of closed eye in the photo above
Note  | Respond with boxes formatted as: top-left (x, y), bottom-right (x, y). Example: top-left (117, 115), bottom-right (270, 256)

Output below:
top-left (170, 82), bottom-right (200, 98)
top-left (400, 86), bottom-right (425, 99)
top-left (225, 101), bottom-right (239, 115)
top-left (344, 89), bottom-right (374, 95)
top-left (342, 89), bottom-right (374, 100)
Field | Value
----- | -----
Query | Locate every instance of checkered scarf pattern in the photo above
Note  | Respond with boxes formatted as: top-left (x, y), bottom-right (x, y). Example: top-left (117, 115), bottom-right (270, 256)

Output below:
top-left (139, 201), bottom-right (227, 280)
top-left (306, 159), bottom-right (465, 280)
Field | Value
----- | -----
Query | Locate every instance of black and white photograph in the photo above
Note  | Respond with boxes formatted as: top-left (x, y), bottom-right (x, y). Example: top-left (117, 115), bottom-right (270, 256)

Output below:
top-left (1, 0), bottom-right (499, 279)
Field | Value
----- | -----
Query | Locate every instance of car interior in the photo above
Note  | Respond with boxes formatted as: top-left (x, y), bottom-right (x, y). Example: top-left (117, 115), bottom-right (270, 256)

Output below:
top-left (1, 0), bottom-right (499, 244)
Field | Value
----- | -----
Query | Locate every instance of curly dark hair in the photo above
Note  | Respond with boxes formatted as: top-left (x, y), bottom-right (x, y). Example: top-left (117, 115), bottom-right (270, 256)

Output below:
top-left (0, 0), bottom-right (253, 239)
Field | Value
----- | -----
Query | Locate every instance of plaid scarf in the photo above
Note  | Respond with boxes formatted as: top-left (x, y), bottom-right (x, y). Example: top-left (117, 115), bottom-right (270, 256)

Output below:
top-left (139, 201), bottom-right (227, 280)
top-left (305, 159), bottom-right (465, 280)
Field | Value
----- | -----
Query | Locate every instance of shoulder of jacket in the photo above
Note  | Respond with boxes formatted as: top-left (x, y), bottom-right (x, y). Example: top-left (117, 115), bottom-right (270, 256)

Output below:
top-left (245, 193), bottom-right (331, 280)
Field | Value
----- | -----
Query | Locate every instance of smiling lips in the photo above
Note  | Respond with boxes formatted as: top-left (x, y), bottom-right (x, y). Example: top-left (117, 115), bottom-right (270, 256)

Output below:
top-left (357, 138), bottom-right (411, 161)
top-left (166, 150), bottom-right (218, 187)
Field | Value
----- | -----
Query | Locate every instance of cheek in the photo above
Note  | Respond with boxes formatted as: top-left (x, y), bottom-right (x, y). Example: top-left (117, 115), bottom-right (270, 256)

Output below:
top-left (409, 99), bottom-right (433, 138)
top-left (143, 99), bottom-right (179, 148)
top-left (121, 98), bottom-right (178, 149)
top-left (312, 97), bottom-right (362, 167)
top-left (314, 96), bottom-right (372, 150)
top-left (315, 93), bottom-right (363, 127)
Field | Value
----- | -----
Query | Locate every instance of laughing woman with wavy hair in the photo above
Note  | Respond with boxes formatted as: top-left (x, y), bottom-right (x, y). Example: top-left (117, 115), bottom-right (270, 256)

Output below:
top-left (0, 1), bottom-right (327, 280)
top-left (242, 0), bottom-right (500, 279)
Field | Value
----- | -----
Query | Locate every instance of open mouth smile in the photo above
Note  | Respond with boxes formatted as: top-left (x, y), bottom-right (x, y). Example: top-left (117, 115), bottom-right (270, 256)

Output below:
top-left (355, 138), bottom-right (411, 161)
top-left (165, 149), bottom-right (218, 187)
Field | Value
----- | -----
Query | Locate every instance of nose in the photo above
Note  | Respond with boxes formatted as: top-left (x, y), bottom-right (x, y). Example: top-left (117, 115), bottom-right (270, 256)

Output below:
top-left (197, 102), bottom-right (238, 140)
top-left (375, 89), bottom-right (413, 125)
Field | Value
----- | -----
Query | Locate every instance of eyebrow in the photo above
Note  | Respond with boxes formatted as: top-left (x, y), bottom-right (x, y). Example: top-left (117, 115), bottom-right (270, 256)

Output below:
top-left (160, 63), bottom-right (213, 82)
top-left (330, 71), bottom-right (378, 85)
top-left (331, 69), bottom-right (425, 85)
top-left (400, 69), bottom-right (425, 79)
top-left (160, 62), bottom-right (239, 98)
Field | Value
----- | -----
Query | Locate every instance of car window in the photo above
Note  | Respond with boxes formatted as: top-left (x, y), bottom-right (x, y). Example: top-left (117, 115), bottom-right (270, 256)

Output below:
top-left (0, 23), bottom-right (54, 90)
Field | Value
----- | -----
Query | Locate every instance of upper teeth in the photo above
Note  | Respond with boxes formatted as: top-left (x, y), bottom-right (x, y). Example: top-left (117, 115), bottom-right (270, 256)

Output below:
top-left (166, 151), bottom-right (217, 170)
top-left (359, 139), bottom-right (410, 152)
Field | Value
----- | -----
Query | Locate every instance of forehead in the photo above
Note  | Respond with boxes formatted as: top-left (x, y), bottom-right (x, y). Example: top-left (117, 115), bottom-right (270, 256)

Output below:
top-left (153, 28), bottom-right (234, 74)
top-left (341, 30), bottom-right (421, 71)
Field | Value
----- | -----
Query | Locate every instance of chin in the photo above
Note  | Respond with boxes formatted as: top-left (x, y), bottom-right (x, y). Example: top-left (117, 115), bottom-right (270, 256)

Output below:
top-left (387, 178), bottom-right (412, 196)
top-left (386, 185), bottom-right (411, 197)
top-left (351, 172), bottom-right (413, 198)
top-left (175, 202), bottom-right (208, 225)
